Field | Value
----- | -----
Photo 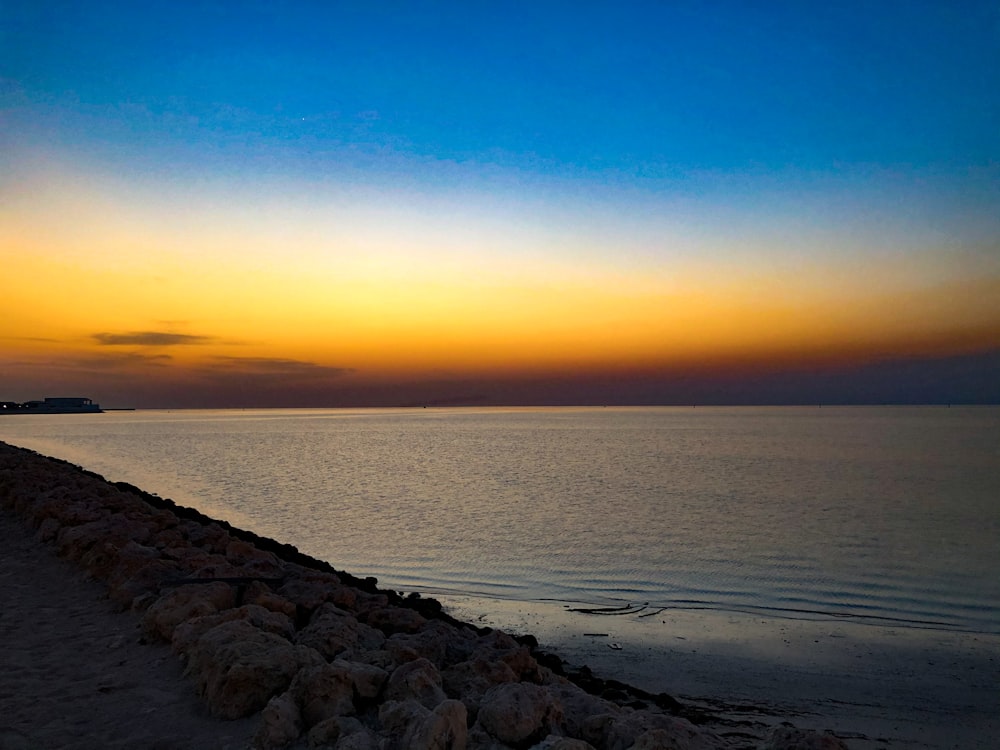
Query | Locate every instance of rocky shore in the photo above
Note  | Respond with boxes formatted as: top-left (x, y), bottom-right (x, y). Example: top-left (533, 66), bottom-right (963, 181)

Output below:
top-left (0, 441), bottom-right (849, 749)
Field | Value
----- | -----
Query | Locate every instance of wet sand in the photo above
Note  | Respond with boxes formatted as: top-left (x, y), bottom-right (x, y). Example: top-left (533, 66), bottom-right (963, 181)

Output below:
top-left (440, 595), bottom-right (1000, 749)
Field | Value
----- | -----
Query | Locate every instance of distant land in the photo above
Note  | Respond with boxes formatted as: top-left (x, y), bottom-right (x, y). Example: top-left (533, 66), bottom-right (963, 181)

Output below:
top-left (4, 348), bottom-right (996, 410)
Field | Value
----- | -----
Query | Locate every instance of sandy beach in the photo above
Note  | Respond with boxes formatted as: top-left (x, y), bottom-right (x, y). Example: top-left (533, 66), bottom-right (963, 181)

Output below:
top-left (1, 439), bottom-right (995, 749)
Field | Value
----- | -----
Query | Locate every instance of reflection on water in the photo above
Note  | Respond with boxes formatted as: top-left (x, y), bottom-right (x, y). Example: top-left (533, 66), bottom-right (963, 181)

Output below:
top-left (2, 406), bottom-right (998, 634)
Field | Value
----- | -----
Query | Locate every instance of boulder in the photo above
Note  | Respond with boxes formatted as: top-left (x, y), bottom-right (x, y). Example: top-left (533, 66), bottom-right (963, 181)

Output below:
top-left (34, 516), bottom-right (61, 542)
top-left (475, 682), bottom-right (563, 747)
top-left (363, 605), bottom-right (427, 635)
top-left (172, 604), bottom-right (295, 655)
top-left (90, 539), bottom-right (161, 583)
top-left (108, 558), bottom-right (182, 610)
top-left (186, 619), bottom-right (322, 719)
top-left (253, 691), bottom-right (302, 750)
top-left (594, 712), bottom-right (721, 750)
top-left (386, 619), bottom-right (473, 668)
top-left (244, 580), bottom-right (298, 617)
top-left (55, 514), bottom-right (151, 560)
top-left (441, 656), bottom-right (518, 719)
top-left (291, 662), bottom-right (358, 726)
top-left (335, 658), bottom-right (389, 700)
top-left (306, 716), bottom-right (367, 748)
top-left (296, 603), bottom-right (386, 659)
top-left (141, 581), bottom-right (237, 641)
top-left (332, 728), bottom-right (379, 750)
top-left (385, 657), bottom-right (448, 710)
top-left (379, 698), bottom-right (468, 750)
top-left (765, 728), bottom-right (850, 750)
top-left (530, 737), bottom-right (596, 750)
top-left (179, 519), bottom-right (232, 553)
top-left (279, 574), bottom-right (343, 610)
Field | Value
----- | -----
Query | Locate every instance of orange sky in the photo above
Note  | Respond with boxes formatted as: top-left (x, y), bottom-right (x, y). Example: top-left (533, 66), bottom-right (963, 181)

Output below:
top-left (3, 167), bottom-right (998, 406)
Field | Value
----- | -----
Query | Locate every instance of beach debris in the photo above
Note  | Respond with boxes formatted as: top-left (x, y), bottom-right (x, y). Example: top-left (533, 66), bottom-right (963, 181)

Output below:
top-left (637, 607), bottom-right (668, 618)
top-left (583, 633), bottom-right (609, 637)
top-left (608, 642), bottom-right (623, 650)
top-left (567, 603), bottom-right (648, 615)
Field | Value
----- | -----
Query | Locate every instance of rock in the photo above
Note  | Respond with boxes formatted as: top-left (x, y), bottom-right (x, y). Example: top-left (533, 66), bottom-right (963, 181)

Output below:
top-left (279, 574), bottom-right (343, 610)
top-left (441, 656), bottom-right (518, 719)
top-left (34, 516), bottom-right (61, 542)
top-left (93, 539), bottom-right (162, 581)
top-left (475, 682), bottom-right (563, 747)
top-left (180, 519), bottom-right (232, 553)
top-left (307, 716), bottom-right (366, 748)
top-left (470, 631), bottom-right (542, 683)
top-left (296, 602), bottom-right (386, 659)
top-left (386, 619), bottom-right (473, 668)
top-left (224, 538), bottom-right (285, 578)
top-left (385, 657), bottom-right (448, 710)
top-left (497, 645), bottom-right (542, 683)
top-left (333, 728), bottom-right (379, 750)
top-left (596, 713), bottom-right (720, 750)
top-left (55, 514), bottom-right (151, 560)
top-left (381, 698), bottom-right (468, 750)
top-left (253, 691), bottom-right (303, 750)
top-left (335, 658), bottom-right (389, 700)
top-left (292, 662), bottom-right (358, 726)
top-left (530, 737), bottom-right (596, 750)
top-left (244, 580), bottom-right (298, 617)
top-left (379, 699), bottom-right (431, 744)
top-left (172, 604), bottom-right (295, 655)
top-left (363, 605), bottom-right (427, 635)
top-left (416, 699), bottom-right (468, 750)
top-left (108, 557), bottom-right (181, 610)
top-left (187, 619), bottom-right (322, 719)
top-left (545, 682), bottom-right (620, 740)
top-left (765, 727), bottom-right (850, 750)
top-left (141, 581), bottom-right (237, 641)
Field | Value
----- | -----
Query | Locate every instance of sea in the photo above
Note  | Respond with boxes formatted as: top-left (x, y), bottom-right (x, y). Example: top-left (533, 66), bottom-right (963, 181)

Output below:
top-left (2, 406), bottom-right (998, 745)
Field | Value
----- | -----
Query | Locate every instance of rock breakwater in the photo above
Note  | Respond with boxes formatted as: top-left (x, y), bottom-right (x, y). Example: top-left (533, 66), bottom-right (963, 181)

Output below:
top-left (0, 441), bottom-right (849, 750)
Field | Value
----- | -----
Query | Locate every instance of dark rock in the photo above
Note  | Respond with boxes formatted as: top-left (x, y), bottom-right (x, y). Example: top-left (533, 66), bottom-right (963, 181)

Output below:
top-left (186, 619), bottom-right (322, 719)
top-left (295, 602), bottom-right (385, 659)
top-left (475, 682), bottom-right (563, 747)
top-left (385, 657), bottom-right (448, 710)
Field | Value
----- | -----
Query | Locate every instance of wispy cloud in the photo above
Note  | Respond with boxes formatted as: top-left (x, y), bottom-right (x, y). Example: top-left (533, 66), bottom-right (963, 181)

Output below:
top-left (4, 352), bottom-right (174, 371)
top-left (93, 331), bottom-right (215, 346)
top-left (0, 335), bottom-right (62, 343)
top-left (75, 352), bottom-right (174, 368)
top-left (208, 356), bottom-right (354, 379)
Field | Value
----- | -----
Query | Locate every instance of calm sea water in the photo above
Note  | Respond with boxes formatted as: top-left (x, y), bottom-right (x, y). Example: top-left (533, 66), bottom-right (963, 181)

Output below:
top-left (2, 406), bottom-right (998, 635)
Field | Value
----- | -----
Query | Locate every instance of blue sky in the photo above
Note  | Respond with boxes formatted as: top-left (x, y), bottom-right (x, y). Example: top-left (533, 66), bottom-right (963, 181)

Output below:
top-left (8, 1), bottom-right (998, 176)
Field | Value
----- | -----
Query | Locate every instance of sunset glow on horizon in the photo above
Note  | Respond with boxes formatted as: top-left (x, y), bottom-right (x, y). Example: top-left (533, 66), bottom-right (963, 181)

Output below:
top-left (3, 2), bottom-right (999, 406)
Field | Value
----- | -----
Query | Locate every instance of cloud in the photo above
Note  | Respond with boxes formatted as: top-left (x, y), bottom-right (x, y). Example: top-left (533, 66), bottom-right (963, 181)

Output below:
top-left (207, 356), bottom-right (354, 379)
top-left (75, 352), bottom-right (174, 369)
top-left (4, 352), bottom-right (174, 371)
top-left (0, 335), bottom-right (63, 343)
top-left (93, 331), bottom-right (215, 346)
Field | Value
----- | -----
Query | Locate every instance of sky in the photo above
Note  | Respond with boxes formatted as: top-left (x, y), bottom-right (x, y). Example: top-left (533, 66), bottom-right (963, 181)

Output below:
top-left (2, 1), bottom-right (999, 407)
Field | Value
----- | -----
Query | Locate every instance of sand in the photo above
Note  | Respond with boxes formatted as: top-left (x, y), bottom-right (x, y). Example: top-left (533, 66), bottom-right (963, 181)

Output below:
top-left (0, 507), bottom-right (256, 749)
top-left (439, 594), bottom-right (1000, 750)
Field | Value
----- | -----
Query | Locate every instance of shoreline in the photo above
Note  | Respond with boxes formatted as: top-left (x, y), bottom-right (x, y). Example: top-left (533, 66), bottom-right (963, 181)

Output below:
top-left (1, 440), bottom-right (995, 748)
